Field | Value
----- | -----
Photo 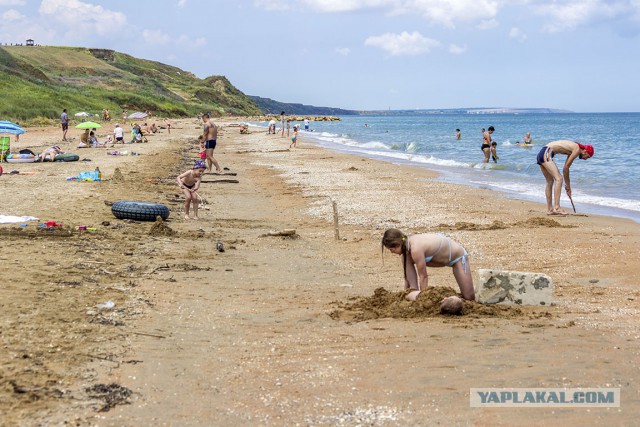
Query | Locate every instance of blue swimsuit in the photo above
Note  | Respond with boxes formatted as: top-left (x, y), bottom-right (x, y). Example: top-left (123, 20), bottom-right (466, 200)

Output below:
top-left (408, 234), bottom-right (468, 272)
top-left (536, 146), bottom-right (555, 165)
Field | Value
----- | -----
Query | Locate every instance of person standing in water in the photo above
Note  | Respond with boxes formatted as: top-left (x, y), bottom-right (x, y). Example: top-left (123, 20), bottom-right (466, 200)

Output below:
top-left (481, 126), bottom-right (495, 163)
top-left (536, 140), bottom-right (594, 215)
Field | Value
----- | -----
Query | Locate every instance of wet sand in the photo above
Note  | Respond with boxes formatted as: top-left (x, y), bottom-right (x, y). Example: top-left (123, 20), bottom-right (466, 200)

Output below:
top-left (1, 120), bottom-right (639, 425)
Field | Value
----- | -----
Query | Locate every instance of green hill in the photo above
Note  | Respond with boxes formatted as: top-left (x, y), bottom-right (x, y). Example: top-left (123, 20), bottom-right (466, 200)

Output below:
top-left (0, 46), bottom-right (262, 123)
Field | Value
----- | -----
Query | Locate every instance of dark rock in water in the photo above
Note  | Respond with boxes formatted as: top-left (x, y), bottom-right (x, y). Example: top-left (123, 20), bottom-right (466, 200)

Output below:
top-left (440, 296), bottom-right (464, 315)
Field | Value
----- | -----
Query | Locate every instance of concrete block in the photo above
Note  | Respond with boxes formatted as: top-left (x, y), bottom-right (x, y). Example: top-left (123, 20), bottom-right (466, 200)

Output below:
top-left (476, 269), bottom-right (553, 306)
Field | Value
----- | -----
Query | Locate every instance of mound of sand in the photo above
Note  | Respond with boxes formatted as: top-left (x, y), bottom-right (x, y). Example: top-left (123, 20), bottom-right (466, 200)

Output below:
top-left (330, 287), bottom-right (532, 322)
top-left (149, 217), bottom-right (176, 236)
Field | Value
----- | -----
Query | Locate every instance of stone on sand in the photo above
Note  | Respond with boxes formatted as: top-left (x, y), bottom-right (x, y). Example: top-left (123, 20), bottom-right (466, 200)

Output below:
top-left (476, 269), bottom-right (553, 306)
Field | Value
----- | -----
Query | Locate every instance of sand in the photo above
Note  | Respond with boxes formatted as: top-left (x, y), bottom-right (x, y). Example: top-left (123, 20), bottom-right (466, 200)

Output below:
top-left (1, 119), bottom-right (639, 425)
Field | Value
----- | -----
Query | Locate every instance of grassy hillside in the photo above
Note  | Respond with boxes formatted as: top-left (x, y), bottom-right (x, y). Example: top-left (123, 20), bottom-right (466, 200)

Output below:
top-left (0, 46), bottom-right (262, 123)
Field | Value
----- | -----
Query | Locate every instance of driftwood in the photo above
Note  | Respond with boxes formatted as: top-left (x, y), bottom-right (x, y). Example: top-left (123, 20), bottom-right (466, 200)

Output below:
top-left (259, 229), bottom-right (297, 237)
top-left (200, 179), bottom-right (239, 184)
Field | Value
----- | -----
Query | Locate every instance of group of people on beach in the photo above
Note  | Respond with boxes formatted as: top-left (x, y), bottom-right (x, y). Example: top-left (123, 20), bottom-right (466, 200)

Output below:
top-left (60, 108), bottom-right (172, 148)
top-left (267, 112), bottom-right (302, 148)
top-left (118, 113), bottom-right (595, 308)
top-left (384, 133), bottom-right (595, 304)
top-left (474, 125), bottom-right (595, 215)
top-left (177, 113), bottom-right (224, 220)
top-left (382, 140), bottom-right (594, 306)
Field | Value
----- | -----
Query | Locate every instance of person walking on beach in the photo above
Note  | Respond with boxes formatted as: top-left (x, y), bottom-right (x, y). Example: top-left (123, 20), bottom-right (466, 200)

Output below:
top-left (537, 140), bottom-right (594, 216)
top-left (286, 119), bottom-right (291, 137)
top-left (381, 229), bottom-right (475, 302)
top-left (61, 109), bottom-right (69, 141)
top-left (481, 126), bottom-right (495, 163)
top-left (289, 125), bottom-right (298, 148)
top-left (280, 111), bottom-right (285, 137)
top-left (177, 160), bottom-right (206, 220)
top-left (122, 110), bottom-right (127, 124)
top-left (202, 113), bottom-right (222, 173)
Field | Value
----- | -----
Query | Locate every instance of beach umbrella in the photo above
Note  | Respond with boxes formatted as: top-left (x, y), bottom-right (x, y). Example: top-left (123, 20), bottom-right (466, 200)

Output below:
top-left (0, 120), bottom-right (25, 135)
top-left (75, 121), bottom-right (102, 129)
top-left (74, 112), bottom-right (92, 117)
top-left (128, 111), bottom-right (148, 120)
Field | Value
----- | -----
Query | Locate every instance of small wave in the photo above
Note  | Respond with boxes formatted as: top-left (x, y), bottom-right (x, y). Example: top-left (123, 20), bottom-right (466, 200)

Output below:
top-left (472, 180), bottom-right (640, 213)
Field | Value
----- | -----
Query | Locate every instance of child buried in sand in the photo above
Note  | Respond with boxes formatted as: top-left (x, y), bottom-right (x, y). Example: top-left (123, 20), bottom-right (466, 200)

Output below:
top-left (381, 228), bottom-right (475, 302)
top-left (177, 160), bottom-right (206, 220)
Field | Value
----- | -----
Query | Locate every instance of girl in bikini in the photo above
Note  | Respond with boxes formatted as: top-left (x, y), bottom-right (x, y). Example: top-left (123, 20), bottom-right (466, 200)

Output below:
top-left (381, 229), bottom-right (475, 301)
top-left (177, 160), bottom-right (206, 220)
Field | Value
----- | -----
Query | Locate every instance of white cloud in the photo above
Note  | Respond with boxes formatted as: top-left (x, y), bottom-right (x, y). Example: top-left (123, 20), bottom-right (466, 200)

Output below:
top-left (2, 9), bottom-right (25, 21)
top-left (177, 0), bottom-right (187, 7)
top-left (509, 26), bottom-right (527, 42)
top-left (335, 47), bottom-right (351, 56)
top-left (448, 43), bottom-right (467, 54)
top-left (39, 0), bottom-right (127, 36)
top-left (304, 0), bottom-right (500, 28)
top-left (143, 29), bottom-right (171, 46)
top-left (303, 0), bottom-right (388, 13)
top-left (365, 31), bottom-right (440, 56)
top-left (254, 0), bottom-right (290, 11)
top-left (533, 0), bottom-right (626, 32)
top-left (0, 0), bottom-right (26, 5)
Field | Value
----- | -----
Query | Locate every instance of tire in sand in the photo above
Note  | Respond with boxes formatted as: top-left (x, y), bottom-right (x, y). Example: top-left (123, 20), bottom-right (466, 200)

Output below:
top-left (111, 201), bottom-right (170, 221)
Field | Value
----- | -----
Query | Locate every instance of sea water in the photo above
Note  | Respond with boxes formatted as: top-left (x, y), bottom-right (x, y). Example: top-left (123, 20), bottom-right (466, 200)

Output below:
top-left (250, 113), bottom-right (640, 222)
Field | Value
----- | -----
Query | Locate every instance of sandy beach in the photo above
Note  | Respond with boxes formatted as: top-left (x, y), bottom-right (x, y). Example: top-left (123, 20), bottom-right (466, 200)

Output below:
top-left (1, 119), bottom-right (639, 425)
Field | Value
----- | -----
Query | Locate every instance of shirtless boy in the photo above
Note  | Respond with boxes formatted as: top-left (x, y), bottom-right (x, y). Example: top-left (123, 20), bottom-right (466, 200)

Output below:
top-left (202, 113), bottom-right (222, 173)
top-left (177, 160), bottom-right (206, 220)
top-left (537, 140), bottom-right (594, 215)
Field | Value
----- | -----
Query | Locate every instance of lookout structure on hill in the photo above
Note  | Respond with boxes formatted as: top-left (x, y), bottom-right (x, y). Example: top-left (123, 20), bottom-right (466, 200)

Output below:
top-left (26, 39), bottom-right (34, 46)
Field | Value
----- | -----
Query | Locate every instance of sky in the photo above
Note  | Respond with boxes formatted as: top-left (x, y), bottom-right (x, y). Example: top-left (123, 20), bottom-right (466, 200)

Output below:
top-left (1, 0), bottom-right (639, 112)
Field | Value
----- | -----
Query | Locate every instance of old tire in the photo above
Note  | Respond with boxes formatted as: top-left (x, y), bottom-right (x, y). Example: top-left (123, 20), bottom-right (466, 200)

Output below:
top-left (111, 201), bottom-right (170, 221)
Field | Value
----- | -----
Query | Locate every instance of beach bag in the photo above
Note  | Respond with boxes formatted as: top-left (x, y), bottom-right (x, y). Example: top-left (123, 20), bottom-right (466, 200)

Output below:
top-left (19, 149), bottom-right (36, 155)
